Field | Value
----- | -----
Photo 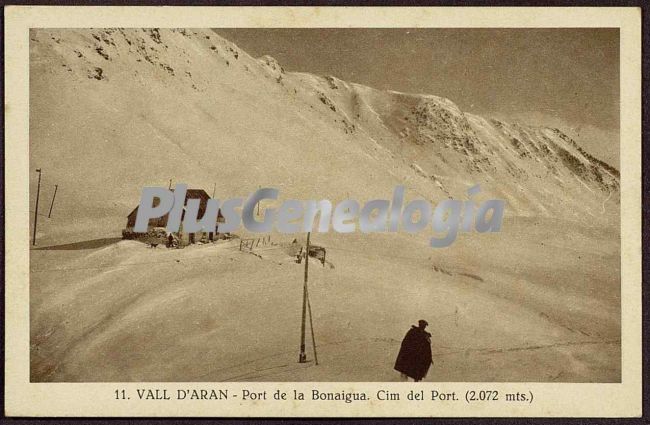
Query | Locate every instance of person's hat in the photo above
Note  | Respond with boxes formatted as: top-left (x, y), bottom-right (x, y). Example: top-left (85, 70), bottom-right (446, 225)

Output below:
top-left (418, 319), bottom-right (428, 326)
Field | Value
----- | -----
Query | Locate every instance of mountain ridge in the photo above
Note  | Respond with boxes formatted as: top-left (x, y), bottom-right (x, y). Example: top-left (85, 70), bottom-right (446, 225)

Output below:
top-left (29, 28), bottom-right (619, 243)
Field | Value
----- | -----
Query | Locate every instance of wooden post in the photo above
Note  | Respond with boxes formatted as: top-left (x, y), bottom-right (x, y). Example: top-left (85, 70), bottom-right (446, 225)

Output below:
top-left (298, 232), bottom-right (310, 363)
top-left (47, 184), bottom-right (58, 218)
top-left (32, 169), bottom-right (42, 246)
top-left (307, 293), bottom-right (318, 365)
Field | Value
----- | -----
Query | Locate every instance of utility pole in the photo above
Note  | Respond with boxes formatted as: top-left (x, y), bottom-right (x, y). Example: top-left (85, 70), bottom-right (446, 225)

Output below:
top-left (298, 232), bottom-right (310, 363)
top-left (168, 179), bottom-right (172, 189)
top-left (32, 169), bottom-right (42, 246)
top-left (47, 184), bottom-right (58, 218)
top-left (212, 182), bottom-right (216, 198)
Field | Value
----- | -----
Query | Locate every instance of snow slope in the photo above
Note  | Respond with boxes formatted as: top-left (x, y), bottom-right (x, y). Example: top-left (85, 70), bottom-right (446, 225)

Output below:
top-left (29, 29), bottom-right (620, 382)
top-left (31, 217), bottom-right (620, 382)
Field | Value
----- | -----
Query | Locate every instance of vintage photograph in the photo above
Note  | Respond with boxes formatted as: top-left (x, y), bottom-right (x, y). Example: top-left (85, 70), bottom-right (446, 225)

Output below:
top-left (29, 27), bottom-right (621, 383)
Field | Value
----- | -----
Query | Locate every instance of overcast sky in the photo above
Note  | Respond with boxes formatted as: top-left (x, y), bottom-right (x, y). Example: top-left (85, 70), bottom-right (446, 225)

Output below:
top-left (215, 28), bottom-right (619, 166)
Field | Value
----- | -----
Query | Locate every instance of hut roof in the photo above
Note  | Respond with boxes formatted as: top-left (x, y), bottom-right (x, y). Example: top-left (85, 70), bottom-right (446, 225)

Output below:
top-left (126, 188), bottom-right (224, 227)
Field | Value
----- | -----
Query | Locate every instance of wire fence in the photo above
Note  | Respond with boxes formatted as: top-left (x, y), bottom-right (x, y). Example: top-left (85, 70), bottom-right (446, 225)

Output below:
top-left (239, 235), bottom-right (272, 251)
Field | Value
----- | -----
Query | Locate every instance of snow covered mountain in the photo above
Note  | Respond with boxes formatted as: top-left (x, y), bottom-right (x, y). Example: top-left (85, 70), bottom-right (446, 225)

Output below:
top-left (29, 28), bottom-right (618, 243)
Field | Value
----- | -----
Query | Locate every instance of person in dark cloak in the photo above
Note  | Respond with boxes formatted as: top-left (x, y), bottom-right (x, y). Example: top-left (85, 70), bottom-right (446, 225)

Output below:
top-left (394, 319), bottom-right (432, 382)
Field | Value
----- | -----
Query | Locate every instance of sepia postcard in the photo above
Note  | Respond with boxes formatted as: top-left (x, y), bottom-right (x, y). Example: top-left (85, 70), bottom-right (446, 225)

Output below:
top-left (4, 5), bottom-right (642, 417)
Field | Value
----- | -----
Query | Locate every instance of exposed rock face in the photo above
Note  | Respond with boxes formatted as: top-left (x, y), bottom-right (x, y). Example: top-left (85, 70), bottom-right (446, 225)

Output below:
top-left (258, 55), bottom-right (284, 77)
